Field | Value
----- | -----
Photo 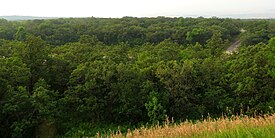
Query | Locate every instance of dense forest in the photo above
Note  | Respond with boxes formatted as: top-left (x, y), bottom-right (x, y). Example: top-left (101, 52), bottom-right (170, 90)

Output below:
top-left (0, 17), bottom-right (274, 137)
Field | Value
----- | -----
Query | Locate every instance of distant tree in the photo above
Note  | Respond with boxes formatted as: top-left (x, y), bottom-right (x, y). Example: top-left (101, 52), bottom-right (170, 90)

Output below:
top-left (186, 28), bottom-right (208, 45)
top-left (15, 26), bottom-right (27, 41)
top-left (79, 35), bottom-right (100, 45)
top-left (205, 32), bottom-right (227, 56)
top-left (0, 19), bottom-right (17, 40)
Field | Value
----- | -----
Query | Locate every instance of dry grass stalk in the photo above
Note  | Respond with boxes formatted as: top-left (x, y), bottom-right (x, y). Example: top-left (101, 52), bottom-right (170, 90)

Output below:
top-left (97, 114), bottom-right (275, 138)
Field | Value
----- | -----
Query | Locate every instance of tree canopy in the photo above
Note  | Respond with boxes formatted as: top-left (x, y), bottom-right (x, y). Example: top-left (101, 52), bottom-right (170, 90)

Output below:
top-left (0, 17), bottom-right (274, 137)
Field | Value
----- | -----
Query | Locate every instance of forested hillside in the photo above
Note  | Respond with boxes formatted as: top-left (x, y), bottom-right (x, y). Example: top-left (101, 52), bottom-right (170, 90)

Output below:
top-left (0, 17), bottom-right (274, 137)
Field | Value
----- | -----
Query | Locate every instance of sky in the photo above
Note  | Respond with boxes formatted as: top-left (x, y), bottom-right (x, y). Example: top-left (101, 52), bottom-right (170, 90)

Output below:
top-left (0, 0), bottom-right (275, 18)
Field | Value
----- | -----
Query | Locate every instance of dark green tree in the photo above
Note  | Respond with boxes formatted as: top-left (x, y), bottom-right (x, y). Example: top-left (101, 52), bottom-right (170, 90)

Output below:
top-left (23, 36), bottom-right (49, 91)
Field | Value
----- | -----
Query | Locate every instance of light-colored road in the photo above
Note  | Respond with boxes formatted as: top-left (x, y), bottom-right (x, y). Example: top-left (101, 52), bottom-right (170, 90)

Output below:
top-left (226, 40), bottom-right (241, 54)
top-left (226, 29), bottom-right (246, 54)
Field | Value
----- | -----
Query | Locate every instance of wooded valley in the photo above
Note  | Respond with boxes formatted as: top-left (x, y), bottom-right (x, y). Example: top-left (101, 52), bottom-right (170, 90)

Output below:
top-left (0, 17), bottom-right (274, 137)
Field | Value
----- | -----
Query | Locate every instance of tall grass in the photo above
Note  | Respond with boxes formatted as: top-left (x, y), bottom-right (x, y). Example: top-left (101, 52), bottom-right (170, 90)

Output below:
top-left (96, 114), bottom-right (275, 138)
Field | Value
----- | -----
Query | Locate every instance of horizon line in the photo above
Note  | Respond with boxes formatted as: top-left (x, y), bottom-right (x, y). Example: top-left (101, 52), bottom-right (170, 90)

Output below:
top-left (1, 15), bottom-right (274, 20)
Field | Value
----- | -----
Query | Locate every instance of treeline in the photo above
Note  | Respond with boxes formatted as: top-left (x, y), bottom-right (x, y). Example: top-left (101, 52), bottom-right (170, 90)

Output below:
top-left (1, 17), bottom-right (242, 46)
top-left (0, 17), bottom-right (274, 137)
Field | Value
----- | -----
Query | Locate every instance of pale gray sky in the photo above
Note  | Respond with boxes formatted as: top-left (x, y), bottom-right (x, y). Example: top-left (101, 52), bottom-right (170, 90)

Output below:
top-left (0, 0), bottom-right (274, 18)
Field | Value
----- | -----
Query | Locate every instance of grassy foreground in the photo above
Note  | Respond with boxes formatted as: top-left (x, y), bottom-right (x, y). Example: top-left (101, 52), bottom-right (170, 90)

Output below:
top-left (92, 114), bottom-right (275, 138)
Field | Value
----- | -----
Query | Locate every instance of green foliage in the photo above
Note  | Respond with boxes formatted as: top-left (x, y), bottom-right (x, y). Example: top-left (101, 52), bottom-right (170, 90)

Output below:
top-left (24, 35), bottom-right (49, 90)
top-left (206, 32), bottom-right (227, 56)
top-left (15, 26), bottom-right (27, 41)
top-left (0, 17), bottom-right (275, 137)
top-left (0, 19), bottom-right (17, 40)
top-left (186, 28), bottom-right (207, 44)
top-left (79, 35), bottom-right (100, 45)
top-left (0, 57), bottom-right (30, 87)
top-left (1, 86), bottom-right (34, 137)
top-left (226, 43), bottom-right (275, 114)
top-left (145, 91), bottom-right (166, 124)
top-left (269, 37), bottom-right (275, 78)
top-left (32, 79), bottom-right (58, 121)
